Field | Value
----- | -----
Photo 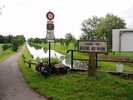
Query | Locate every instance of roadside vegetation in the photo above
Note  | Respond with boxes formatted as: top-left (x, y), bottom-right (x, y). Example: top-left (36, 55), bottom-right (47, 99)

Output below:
top-left (19, 13), bottom-right (133, 100)
top-left (0, 44), bottom-right (15, 61)
top-left (0, 35), bottom-right (25, 61)
top-left (98, 61), bottom-right (133, 72)
top-left (19, 46), bottom-right (133, 100)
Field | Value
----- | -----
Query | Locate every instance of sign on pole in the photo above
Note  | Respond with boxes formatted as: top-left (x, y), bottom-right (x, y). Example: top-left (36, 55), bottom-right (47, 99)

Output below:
top-left (47, 22), bottom-right (54, 30)
top-left (46, 30), bottom-right (55, 42)
top-left (79, 40), bottom-right (107, 53)
top-left (46, 11), bottom-right (55, 42)
top-left (46, 11), bottom-right (55, 68)
top-left (46, 11), bottom-right (54, 20)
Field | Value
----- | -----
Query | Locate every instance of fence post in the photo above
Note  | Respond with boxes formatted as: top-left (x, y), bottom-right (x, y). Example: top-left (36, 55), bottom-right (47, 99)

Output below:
top-left (29, 60), bottom-right (31, 68)
top-left (71, 50), bottom-right (73, 69)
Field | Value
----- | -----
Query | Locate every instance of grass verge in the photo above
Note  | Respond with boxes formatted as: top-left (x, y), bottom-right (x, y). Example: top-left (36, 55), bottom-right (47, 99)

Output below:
top-left (98, 61), bottom-right (133, 72)
top-left (19, 46), bottom-right (133, 100)
top-left (0, 44), bottom-right (15, 61)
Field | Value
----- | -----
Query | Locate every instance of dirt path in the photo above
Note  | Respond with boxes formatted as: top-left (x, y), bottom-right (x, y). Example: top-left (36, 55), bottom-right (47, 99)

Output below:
top-left (0, 49), bottom-right (47, 100)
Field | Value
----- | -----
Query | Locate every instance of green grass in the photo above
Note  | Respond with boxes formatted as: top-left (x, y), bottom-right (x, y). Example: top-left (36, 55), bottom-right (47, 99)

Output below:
top-left (41, 42), bottom-right (88, 59)
top-left (98, 61), bottom-right (133, 72)
top-left (111, 51), bottom-right (133, 58)
top-left (0, 44), bottom-right (15, 61)
top-left (19, 46), bottom-right (133, 100)
top-left (98, 62), bottom-right (116, 71)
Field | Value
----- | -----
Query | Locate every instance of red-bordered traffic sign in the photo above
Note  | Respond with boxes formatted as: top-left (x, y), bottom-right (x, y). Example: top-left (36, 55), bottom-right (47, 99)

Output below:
top-left (46, 11), bottom-right (54, 20)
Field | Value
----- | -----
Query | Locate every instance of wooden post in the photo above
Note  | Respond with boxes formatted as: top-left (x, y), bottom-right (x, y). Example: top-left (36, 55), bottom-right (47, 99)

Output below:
top-left (88, 53), bottom-right (97, 76)
top-left (29, 60), bottom-right (31, 68)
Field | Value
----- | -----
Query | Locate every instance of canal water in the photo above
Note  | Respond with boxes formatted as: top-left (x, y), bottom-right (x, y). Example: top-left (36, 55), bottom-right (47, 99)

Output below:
top-left (27, 44), bottom-right (88, 69)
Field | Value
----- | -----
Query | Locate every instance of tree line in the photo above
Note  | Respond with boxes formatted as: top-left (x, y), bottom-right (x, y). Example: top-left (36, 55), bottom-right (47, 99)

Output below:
top-left (28, 33), bottom-right (78, 51)
top-left (80, 13), bottom-right (126, 50)
top-left (0, 35), bottom-right (25, 51)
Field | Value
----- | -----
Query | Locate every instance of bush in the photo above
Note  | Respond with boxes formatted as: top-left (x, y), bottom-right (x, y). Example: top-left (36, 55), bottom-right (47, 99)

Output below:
top-left (11, 44), bottom-right (18, 51)
top-left (2, 44), bottom-right (18, 52)
top-left (2, 44), bottom-right (11, 51)
top-left (42, 57), bottom-right (60, 65)
top-left (36, 57), bottom-right (60, 65)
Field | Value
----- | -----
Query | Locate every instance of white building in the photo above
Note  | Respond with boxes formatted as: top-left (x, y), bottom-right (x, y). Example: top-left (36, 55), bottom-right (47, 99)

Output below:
top-left (112, 29), bottom-right (133, 51)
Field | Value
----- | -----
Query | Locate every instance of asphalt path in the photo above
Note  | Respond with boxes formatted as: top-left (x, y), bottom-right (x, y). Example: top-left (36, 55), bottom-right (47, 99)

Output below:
top-left (0, 49), bottom-right (47, 100)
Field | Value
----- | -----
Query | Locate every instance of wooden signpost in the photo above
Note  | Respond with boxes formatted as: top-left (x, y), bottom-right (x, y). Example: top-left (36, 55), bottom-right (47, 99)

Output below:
top-left (79, 40), bottom-right (107, 76)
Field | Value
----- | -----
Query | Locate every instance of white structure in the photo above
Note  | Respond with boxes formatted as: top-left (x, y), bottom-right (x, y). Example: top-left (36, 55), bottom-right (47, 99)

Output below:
top-left (112, 29), bottom-right (133, 51)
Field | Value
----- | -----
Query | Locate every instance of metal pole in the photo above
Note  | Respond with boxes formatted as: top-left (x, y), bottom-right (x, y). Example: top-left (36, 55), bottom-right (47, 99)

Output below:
top-left (71, 50), bottom-right (73, 69)
top-left (49, 42), bottom-right (51, 67)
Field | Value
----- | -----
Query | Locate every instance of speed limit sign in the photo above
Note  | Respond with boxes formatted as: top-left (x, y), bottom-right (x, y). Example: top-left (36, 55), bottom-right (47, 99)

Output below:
top-left (46, 11), bottom-right (54, 20)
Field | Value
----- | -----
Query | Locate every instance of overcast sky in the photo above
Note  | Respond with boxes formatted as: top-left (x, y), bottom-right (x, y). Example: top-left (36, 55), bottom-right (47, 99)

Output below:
top-left (0, 0), bottom-right (133, 39)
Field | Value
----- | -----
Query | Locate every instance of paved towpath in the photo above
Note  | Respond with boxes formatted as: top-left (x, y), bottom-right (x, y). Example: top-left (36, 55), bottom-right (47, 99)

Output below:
top-left (0, 48), bottom-right (47, 100)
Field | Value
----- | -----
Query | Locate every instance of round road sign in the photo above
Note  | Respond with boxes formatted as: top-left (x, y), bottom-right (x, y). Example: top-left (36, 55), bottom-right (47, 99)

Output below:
top-left (46, 11), bottom-right (54, 20)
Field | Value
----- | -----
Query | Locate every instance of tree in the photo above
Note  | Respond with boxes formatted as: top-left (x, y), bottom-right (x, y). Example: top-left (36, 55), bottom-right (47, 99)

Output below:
top-left (28, 38), bottom-right (34, 43)
top-left (70, 36), bottom-right (78, 50)
top-left (28, 38), bottom-right (47, 44)
top-left (59, 38), bottom-right (66, 50)
top-left (11, 35), bottom-right (25, 51)
top-left (34, 38), bottom-right (42, 44)
top-left (65, 33), bottom-right (78, 50)
top-left (6, 35), bottom-right (14, 43)
top-left (80, 14), bottom-right (126, 50)
top-left (96, 14), bottom-right (126, 49)
top-left (0, 34), bottom-right (25, 52)
top-left (65, 33), bottom-right (73, 40)
top-left (64, 33), bottom-right (72, 50)
top-left (15, 35), bottom-right (25, 46)
top-left (0, 35), bottom-right (4, 43)
top-left (2, 44), bottom-right (11, 51)
top-left (81, 16), bottom-right (100, 40)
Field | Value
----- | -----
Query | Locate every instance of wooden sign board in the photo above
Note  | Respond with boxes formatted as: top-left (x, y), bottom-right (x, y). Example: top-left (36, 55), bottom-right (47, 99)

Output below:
top-left (79, 40), bottom-right (107, 53)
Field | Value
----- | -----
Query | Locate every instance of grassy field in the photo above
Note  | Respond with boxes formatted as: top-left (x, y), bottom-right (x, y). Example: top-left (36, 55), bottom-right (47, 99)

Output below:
top-left (0, 44), bottom-right (15, 61)
top-left (19, 46), bottom-right (133, 100)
